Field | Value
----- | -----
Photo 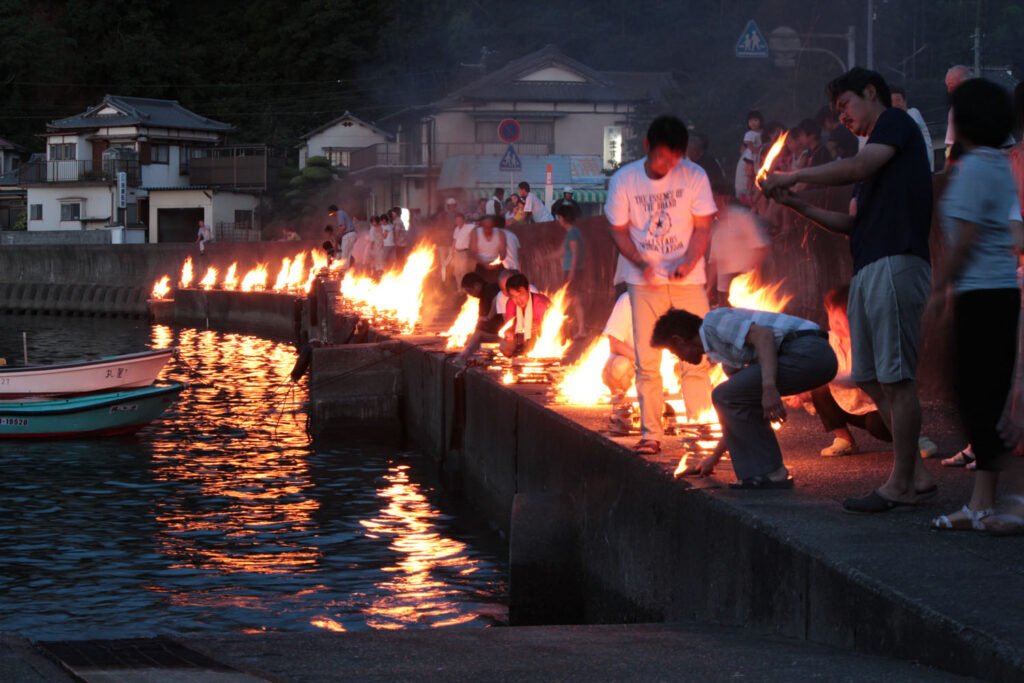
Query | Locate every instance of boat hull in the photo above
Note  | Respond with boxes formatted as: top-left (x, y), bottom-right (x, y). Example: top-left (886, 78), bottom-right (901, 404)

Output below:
top-left (0, 383), bottom-right (186, 439)
top-left (0, 349), bottom-right (174, 399)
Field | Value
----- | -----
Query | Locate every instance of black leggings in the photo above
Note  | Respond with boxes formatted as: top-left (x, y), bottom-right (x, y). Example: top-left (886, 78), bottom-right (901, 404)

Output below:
top-left (954, 288), bottom-right (1021, 472)
top-left (810, 386), bottom-right (892, 441)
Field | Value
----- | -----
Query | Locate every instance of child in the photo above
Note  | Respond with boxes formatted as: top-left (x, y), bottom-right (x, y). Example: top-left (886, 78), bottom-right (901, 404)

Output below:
top-left (735, 110), bottom-right (763, 203)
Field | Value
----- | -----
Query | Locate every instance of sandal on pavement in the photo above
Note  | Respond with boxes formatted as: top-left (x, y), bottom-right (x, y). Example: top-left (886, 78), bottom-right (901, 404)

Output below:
top-left (931, 505), bottom-right (993, 531)
top-left (729, 475), bottom-right (794, 490)
top-left (633, 439), bottom-right (661, 455)
top-left (821, 437), bottom-right (857, 457)
top-left (941, 448), bottom-right (975, 468)
top-left (842, 489), bottom-right (917, 514)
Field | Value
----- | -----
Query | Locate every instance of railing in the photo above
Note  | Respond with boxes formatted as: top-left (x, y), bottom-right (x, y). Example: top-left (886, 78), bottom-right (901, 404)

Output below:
top-left (349, 142), bottom-right (552, 172)
top-left (188, 145), bottom-right (284, 191)
top-left (17, 160), bottom-right (141, 186)
top-left (215, 221), bottom-right (262, 242)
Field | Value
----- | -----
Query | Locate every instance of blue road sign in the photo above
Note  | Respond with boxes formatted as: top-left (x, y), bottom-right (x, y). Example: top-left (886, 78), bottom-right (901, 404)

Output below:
top-left (735, 20), bottom-right (769, 59)
top-left (499, 144), bottom-right (522, 172)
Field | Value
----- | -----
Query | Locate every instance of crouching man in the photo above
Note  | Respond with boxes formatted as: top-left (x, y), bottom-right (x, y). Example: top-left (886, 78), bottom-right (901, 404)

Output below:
top-left (501, 273), bottom-right (551, 357)
top-left (651, 307), bottom-right (837, 489)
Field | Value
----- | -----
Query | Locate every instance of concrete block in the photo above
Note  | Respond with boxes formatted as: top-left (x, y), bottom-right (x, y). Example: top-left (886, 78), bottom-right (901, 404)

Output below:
top-left (311, 395), bottom-right (403, 443)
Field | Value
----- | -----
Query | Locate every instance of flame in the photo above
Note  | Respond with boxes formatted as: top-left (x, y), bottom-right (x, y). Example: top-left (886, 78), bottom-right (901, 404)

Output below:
top-left (442, 298), bottom-right (479, 350)
top-left (180, 256), bottom-right (194, 289)
top-left (755, 131), bottom-right (789, 190)
top-left (222, 263), bottom-right (239, 291)
top-left (727, 272), bottom-right (791, 312)
top-left (151, 275), bottom-right (171, 300)
top-left (240, 264), bottom-right (269, 292)
top-left (199, 267), bottom-right (218, 290)
top-left (287, 252), bottom-right (307, 291)
top-left (339, 244), bottom-right (436, 334)
top-left (273, 257), bottom-right (292, 291)
top-left (525, 286), bottom-right (571, 359)
top-left (498, 317), bottom-right (515, 337)
top-left (557, 337), bottom-right (611, 404)
top-left (305, 250), bottom-right (329, 292)
top-left (660, 348), bottom-right (682, 395)
top-left (501, 370), bottom-right (515, 384)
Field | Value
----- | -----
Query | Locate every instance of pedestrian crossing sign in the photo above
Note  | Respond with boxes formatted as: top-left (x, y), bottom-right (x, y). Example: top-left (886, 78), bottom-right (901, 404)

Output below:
top-left (736, 20), bottom-right (769, 58)
top-left (499, 144), bottom-right (522, 172)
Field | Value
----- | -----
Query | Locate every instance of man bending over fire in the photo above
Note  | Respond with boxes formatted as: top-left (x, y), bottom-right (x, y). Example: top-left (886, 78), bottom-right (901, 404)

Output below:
top-left (501, 273), bottom-right (551, 357)
top-left (652, 307), bottom-right (837, 488)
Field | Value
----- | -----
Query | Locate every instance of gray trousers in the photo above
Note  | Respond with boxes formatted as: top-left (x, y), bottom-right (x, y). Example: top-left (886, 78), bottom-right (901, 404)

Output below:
top-left (712, 336), bottom-right (838, 480)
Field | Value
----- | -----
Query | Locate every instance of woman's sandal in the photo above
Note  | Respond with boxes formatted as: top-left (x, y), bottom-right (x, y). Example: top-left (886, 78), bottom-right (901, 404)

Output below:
top-left (940, 448), bottom-right (975, 468)
top-left (633, 439), bottom-right (661, 455)
top-left (930, 505), bottom-right (993, 531)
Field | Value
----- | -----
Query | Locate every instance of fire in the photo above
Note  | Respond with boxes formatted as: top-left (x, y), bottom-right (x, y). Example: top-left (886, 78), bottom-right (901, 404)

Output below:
top-left (339, 244), bottom-right (436, 334)
top-left (180, 257), bottom-right (194, 288)
top-left (240, 264), bottom-right (269, 292)
top-left (273, 257), bottom-right (292, 291)
top-left (755, 131), bottom-right (789, 190)
top-left (305, 250), bottom-right (329, 292)
top-left (151, 275), bottom-right (171, 300)
top-left (287, 252), bottom-right (307, 291)
top-left (441, 298), bottom-right (479, 350)
top-left (727, 273), bottom-right (791, 312)
top-left (222, 263), bottom-right (239, 291)
top-left (557, 337), bottom-right (611, 404)
top-left (199, 267), bottom-right (218, 290)
top-left (498, 317), bottom-right (515, 337)
top-left (526, 285), bottom-right (570, 359)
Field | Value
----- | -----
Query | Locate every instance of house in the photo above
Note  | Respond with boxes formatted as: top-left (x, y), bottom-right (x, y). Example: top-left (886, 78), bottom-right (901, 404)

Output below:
top-left (297, 111), bottom-right (391, 171)
top-left (20, 95), bottom-right (281, 243)
top-left (0, 137), bottom-right (30, 230)
top-left (340, 44), bottom-right (678, 216)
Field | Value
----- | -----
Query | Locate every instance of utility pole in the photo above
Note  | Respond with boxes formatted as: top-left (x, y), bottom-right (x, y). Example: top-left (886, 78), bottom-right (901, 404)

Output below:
top-left (866, 0), bottom-right (874, 70)
top-left (973, 0), bottom-right (982, 76)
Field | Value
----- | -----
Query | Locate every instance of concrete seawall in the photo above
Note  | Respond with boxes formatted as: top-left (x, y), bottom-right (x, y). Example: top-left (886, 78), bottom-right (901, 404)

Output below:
top-left (310, 334), bottom-right (1024, 683)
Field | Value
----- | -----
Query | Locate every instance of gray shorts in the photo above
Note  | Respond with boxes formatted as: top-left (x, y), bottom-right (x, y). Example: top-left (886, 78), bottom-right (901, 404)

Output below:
top-left (848, 254), bottom-right (931, 384)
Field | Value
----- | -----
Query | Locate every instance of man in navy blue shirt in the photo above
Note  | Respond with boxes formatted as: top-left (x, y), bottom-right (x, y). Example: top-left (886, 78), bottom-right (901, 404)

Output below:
top-left (762, 68), bottom-right (935, 514)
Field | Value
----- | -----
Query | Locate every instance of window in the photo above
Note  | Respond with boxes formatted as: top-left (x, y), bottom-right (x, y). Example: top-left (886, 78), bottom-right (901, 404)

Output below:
top-left (29, 204), bottom-right (42, 220)
top-left (60, 203), bottom-right (81, 221)
top-left (326, 149), bottom-right (351, 168)
top-left (234, 209), bottom-right (253, 228)
top-left (49, 143), bottom-right (76, 161)
top-left (151, 144), bottom-right (170, 164)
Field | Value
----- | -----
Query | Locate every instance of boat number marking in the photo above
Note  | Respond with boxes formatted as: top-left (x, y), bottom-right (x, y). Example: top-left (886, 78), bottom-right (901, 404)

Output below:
top-left (0, 418), bottom-right (28, 426)
top-left (105, 367), bottom-right (129, 379)
top-left (110, 404), bottom-right (138, 413)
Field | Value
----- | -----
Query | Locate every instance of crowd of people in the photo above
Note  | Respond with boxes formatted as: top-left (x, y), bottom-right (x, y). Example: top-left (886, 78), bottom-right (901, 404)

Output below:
top-left (310, 63), bottom-right (1024, 535)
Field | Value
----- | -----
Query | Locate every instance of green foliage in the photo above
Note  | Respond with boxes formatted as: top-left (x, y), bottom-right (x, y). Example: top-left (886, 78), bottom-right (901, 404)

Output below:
top-left (300, 165), bottom-right (332, 182)
top-left (304, 156), bottom-right (331, 168)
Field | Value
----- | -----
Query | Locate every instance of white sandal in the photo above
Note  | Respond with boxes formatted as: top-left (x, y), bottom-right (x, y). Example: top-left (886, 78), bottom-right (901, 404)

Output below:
top-left (931, 505), bottom-right (993, 531)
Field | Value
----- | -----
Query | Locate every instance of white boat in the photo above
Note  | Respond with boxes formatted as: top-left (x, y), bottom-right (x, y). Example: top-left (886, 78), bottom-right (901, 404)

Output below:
top-left (0, 349), bottom-right (175, 399)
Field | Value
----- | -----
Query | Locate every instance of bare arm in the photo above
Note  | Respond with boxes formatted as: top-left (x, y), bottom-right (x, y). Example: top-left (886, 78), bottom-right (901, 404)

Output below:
top-left (745, 324), bottom-right (786, 422)
top-left (774, 191), bottom-right (855, 235)
top-left (762, 143), bottom-right (896, 194)
top-left (608, 335), bottom-right (634, 359)
top-left (672, 213), bottom-right (714, 280)
top-left (608, 223), bottom-right (655, 282)
top-left (567, 240), bottom-right (579, 278)
top-left (932, 218), bottom-right (979, 292)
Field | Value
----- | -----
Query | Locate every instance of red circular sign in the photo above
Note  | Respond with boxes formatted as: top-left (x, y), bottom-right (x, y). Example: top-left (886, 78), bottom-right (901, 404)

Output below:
top-left (497, 119), bottom-right (521, 143)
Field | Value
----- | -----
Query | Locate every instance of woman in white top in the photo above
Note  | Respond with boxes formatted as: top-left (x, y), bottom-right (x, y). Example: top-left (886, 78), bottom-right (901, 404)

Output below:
top-left (369, 215), bottom-right (386, 274)
top-left (380, 213), bottom-right (396, 268)
top-left (469, 216), bottom-right (507, 283)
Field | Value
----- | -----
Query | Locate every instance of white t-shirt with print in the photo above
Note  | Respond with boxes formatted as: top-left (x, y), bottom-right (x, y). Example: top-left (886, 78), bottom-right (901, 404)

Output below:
top-left (604, 158), bottom-right (717, 286)
top-left (602, 292), bottom-right (633, 348)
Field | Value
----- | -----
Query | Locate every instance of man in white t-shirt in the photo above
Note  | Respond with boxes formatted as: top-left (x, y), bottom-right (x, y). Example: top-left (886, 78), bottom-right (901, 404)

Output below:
top-left (891, 85), bottom-right (934, 173)
top-left (517, 182), bottom-right (548, 223)
top-left (502, 228), bottom-right (521, 271)
top-left (486, 188), bottom-right (505, 218)
top-left (605, 115), bottom-right (718, 454)
top-left (943, 65), bottom-right (971, 168)
top-left (450, 213), bottom-right (476, 290)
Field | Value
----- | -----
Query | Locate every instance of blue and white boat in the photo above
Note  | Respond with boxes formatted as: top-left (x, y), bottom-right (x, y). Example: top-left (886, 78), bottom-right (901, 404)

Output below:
top-left (0, 382), bottom-right (186, 439)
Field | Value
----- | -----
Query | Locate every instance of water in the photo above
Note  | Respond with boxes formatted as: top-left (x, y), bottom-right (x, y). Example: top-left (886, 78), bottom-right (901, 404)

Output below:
top-left (0, 316), bottom-right (507, 640)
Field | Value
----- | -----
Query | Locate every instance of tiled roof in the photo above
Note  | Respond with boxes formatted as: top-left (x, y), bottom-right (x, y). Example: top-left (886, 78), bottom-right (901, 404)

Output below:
top-left (434, 44), bottom-right (678, 107)
top-left (0, 136), bottom-right (28, 153)
top-left (48, 95), bottom-right (234, 133)
top-left (298, 110), bottom-right (391, 142)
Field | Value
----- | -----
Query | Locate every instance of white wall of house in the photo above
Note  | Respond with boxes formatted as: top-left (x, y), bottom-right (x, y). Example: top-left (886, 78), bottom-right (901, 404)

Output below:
top-left (300, 120), bottom-right (389, 169)
top-left (147, 190), bottom-right (211, 243)
top-left (140, 144), bottom-right (189, 188)
top-left (210, 191), bottom-right (259, 228)
top-left (26, 186), bottom-right (112, 231)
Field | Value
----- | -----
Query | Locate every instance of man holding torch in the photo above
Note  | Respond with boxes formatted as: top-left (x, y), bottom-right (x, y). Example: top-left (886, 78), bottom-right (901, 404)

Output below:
top-left (760, 67), bottom-right (936, 513)
top-left (605, 115), bottom-right (717, 455)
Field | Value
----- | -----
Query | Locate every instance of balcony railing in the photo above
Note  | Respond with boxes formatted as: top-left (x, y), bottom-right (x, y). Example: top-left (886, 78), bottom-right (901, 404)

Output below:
top-left (215, 221), bottom-right (262, 242)
top-left (17, 159), bottom-right (140, 186)
top-left (188, 145), bottom-right (284, 191)
top-left (349, 142), bottom-right (552, 173)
